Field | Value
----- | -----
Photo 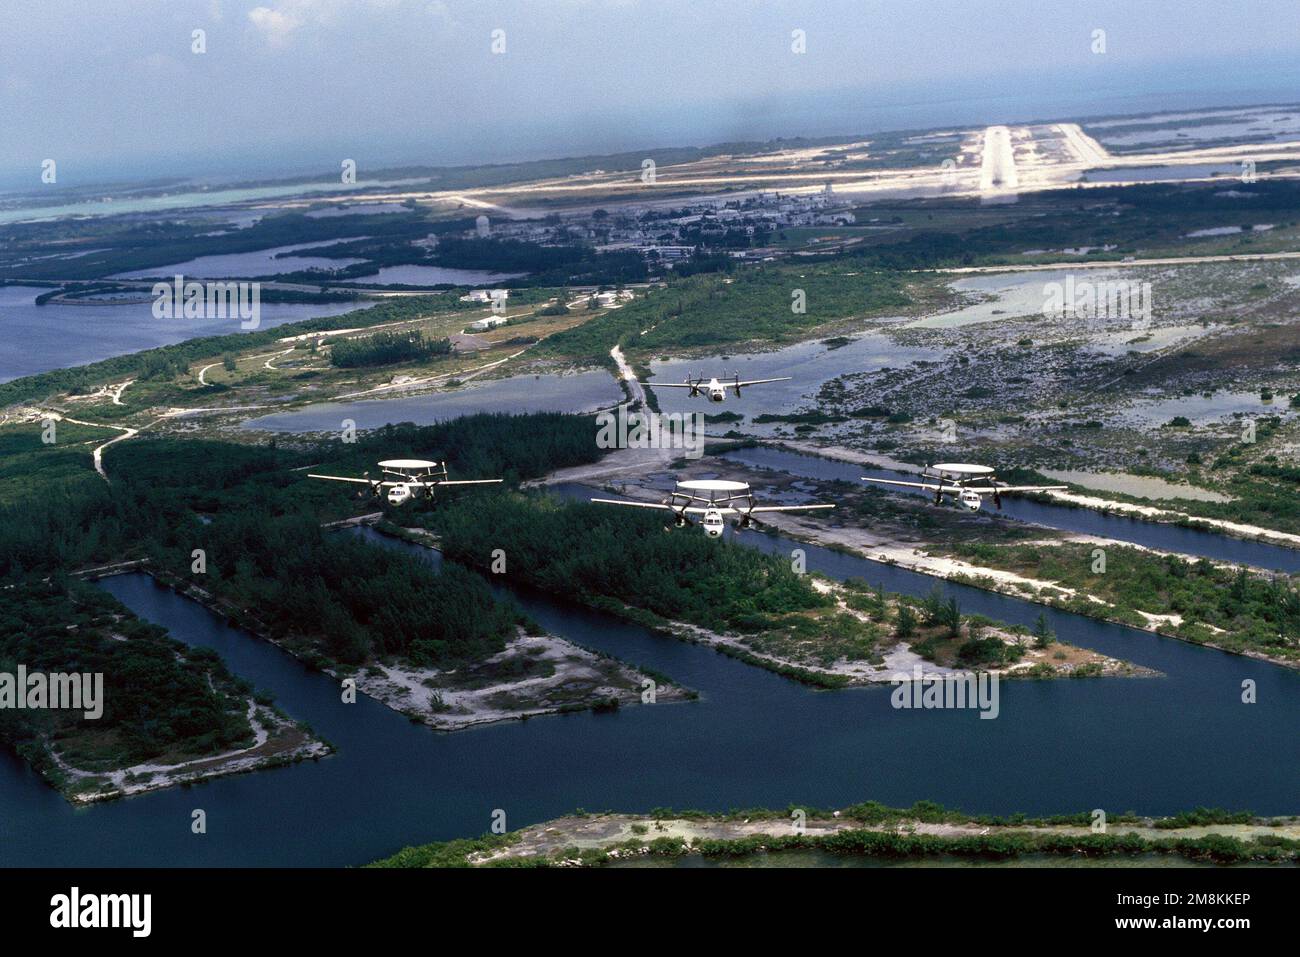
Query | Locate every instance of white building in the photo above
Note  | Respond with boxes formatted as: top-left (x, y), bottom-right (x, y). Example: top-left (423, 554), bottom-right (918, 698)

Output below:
top-left (593, 289), bottom-right (635, 307)
top-left (460, 288), bottom-right (510, 303)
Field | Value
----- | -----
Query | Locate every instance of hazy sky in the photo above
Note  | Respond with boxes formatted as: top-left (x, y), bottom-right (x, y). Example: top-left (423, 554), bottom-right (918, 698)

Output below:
top-left (2, 0), bottom-right (1298, 186)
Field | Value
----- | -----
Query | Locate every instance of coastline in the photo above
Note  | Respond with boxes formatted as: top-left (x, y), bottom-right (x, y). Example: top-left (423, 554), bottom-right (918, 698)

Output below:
top-left (377, 514), bottom-right (1155, 687)
top-left (754, 509), bottom-right (1300, 673)
top-left (105, 558), bottom-right (691, 736)
top-left (561, 440), bottom-right (1299, 672)
top-left (774, 438), bottom-right (1300, 550)
top-left (56, 703), bottom-right (331, 805)
top-left (371, 805), bottom-right (1300, 868)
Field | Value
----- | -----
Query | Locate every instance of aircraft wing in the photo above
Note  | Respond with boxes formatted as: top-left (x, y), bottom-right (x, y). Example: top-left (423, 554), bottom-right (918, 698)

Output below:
top-left (968, 485), bottom-right (1069, 494)
top-left (590, 498), bottom-right (741, 515)
top-left (735, 377), bottom-right (793, 387)
top-left (863, 477), bottom-right (1068, 495)
top-left (590, 497), bottom-right (675, 510)
top-left (748, 504), bottom-right (835, 513)
top-left (308, 473), bottom-right (394, 486)
top-left (861, 477), bottom-right (952, 493)
top-left (648, 382), bottom-right (699, 388)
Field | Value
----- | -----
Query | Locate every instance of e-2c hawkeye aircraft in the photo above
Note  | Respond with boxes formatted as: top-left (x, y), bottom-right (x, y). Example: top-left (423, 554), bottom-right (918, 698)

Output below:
top-left (308, 459), bottom-right (502, 506)
top-left (651, 372), bottom-right (791, 403)
top-left (591, 479), bottom-right (833, 537)
top-left (861, 463), bottom-right (1066, 512)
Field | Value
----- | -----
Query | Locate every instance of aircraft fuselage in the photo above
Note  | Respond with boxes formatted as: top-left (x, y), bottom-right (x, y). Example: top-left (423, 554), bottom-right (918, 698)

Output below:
top-left (702, 508), bottom-right (725, 536)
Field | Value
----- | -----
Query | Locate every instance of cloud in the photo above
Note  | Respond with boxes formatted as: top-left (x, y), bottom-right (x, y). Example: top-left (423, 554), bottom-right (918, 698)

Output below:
top-left (247, 0), bottom-right (408, 46)
top-left (248, 4), bottom-right (306, 45)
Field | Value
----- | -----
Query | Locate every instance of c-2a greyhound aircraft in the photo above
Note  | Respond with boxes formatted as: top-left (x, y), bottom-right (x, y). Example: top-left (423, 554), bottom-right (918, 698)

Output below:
top-left (651, 372), bottom-right (791, 403)
top-left (861, 463), bottom-right (1066, 512)
top-left (308, 459), bottom-right (502, 506)
top-left (591, 479), bottom-right (833, 537)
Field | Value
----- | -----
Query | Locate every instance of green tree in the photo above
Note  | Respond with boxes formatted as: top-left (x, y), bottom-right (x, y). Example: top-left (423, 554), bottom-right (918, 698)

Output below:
top-left (895, 603), bottom-right (917, 639)
top-left (1032, 611), bottom-right (1055, 648)
top-left (938, 597), bottom-right (962, 638)
top-left (921, 584), bottom-right (946, 625)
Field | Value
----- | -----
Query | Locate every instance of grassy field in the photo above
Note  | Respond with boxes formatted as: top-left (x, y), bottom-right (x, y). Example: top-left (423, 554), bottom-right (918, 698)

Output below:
top-left (538, 265), bottom-right (921, 364)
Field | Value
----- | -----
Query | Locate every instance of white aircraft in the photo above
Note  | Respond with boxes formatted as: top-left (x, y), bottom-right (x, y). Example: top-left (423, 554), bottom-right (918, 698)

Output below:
top-left (652, 372), bottom-right (791, 403)
top-left (591, 479), bottom-right (833, 537)
top-left (308, 459), bottom-right (502, 506)
top-left (861, 463), bottom-right (1067, 512)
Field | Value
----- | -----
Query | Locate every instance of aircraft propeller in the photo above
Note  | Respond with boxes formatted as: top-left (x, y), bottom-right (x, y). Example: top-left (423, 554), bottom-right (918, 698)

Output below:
top-left (662, 496), bottom-right (691, 528)
top-left (357, 471), bottom-right (375, 499)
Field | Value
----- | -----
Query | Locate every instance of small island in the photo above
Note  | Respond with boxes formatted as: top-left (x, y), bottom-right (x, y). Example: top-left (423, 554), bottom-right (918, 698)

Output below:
top-left (370, 802), bottom-right (1300, 868)
top-left (1, 580), bottom-right (330, 804)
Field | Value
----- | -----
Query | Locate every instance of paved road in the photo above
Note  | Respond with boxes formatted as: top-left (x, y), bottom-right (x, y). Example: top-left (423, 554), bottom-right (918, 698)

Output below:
top-left (932, 250), bottom-right (1300, 275)
top-left (610, 345), bottom-right (643, 406)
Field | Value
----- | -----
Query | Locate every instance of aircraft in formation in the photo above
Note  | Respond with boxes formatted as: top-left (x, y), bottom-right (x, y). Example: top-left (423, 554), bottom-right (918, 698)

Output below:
top-left (590, 479), bottom-right (833, 537)
top-left (861, 463), bottom-right (1066, 511)
top-left (306, 381), bottom-right (1060, 530)
top-left (651, 372), bottom-right (791, 403)
top-left (311, 459), bottom-right (1060, 521)
top-left (308, 459), bottom-right (502, 506)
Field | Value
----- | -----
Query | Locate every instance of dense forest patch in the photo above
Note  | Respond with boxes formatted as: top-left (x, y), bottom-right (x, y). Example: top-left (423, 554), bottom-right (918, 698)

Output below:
top-left (0, 580), bottom-right (257, 780)
top-left (423, 493), bottom-right (830, 632)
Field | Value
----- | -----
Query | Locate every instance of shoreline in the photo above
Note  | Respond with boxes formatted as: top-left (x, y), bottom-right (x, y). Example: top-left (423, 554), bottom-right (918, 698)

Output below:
top-left (57, 704), bottom-right (331, 805)
top-left (99, 558), bottom-right (691, 736)
top-left (378, 511), bottom-right (1155, 687)
top-left (372, 805), bottom-right (1300, 868)
top-left (656, 582), bottom-right (1158, 686)
top-left (774, 438), bottom-right (1300, 550)
top-left (755, 509), bottom-right (1300, 673)
top-left (715, 439), bottom-right (1300, 670)
top-left (566, 448), bottom-right (1299, 672)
